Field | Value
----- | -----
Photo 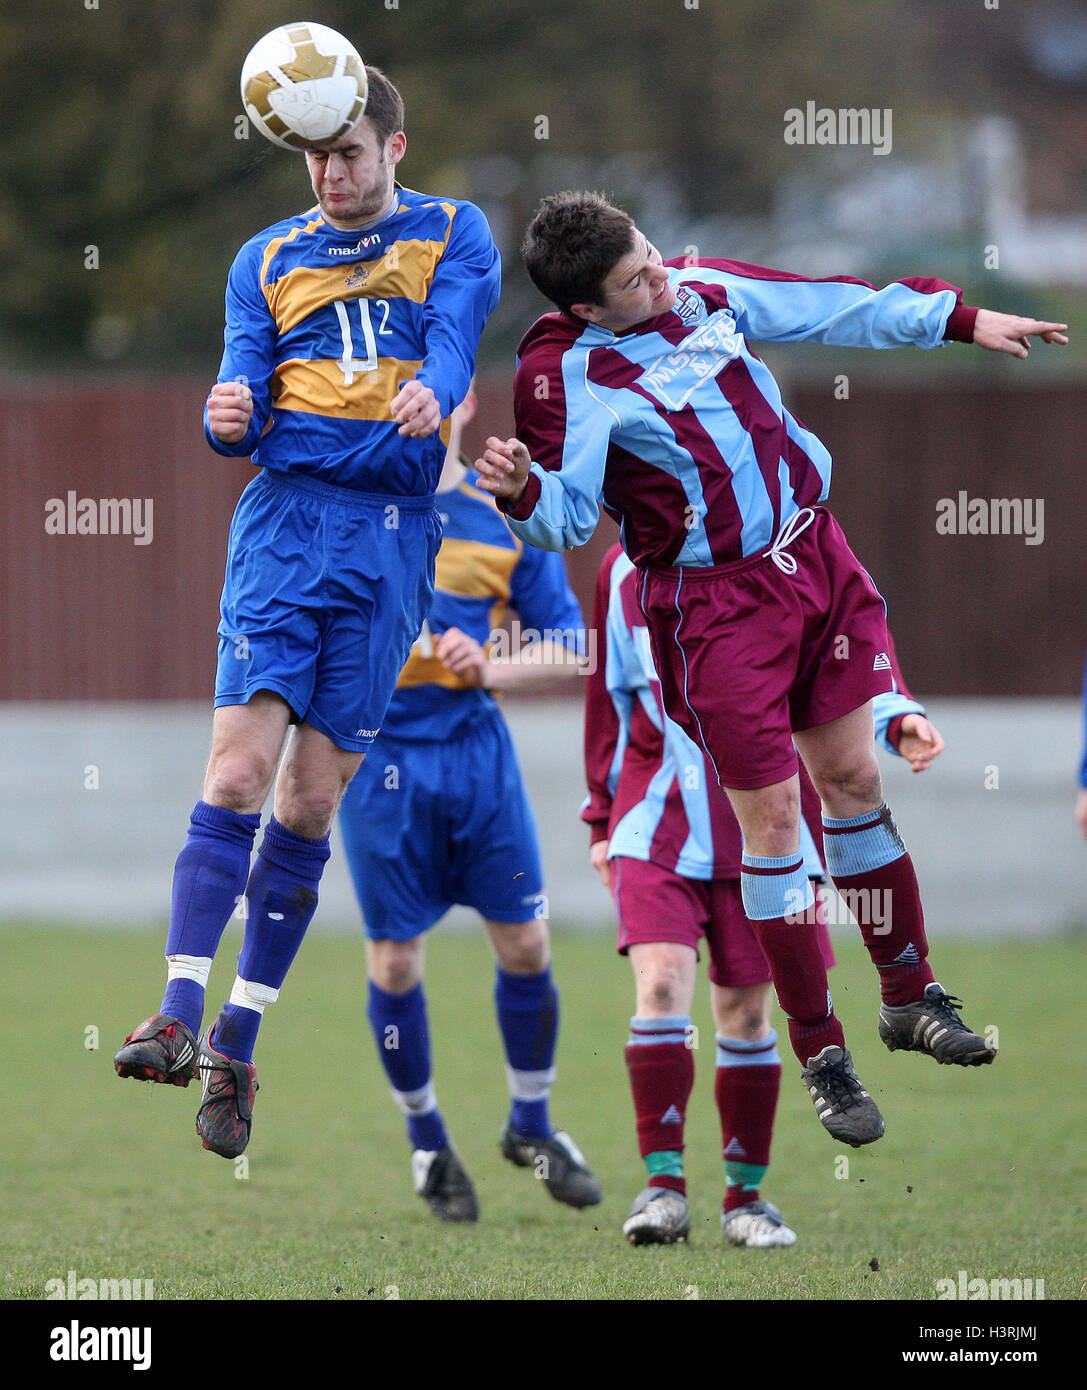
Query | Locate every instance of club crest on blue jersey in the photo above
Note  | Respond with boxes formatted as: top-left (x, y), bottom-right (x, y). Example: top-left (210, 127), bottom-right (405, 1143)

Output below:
top-left (344, 264), bottom-right (370, 289)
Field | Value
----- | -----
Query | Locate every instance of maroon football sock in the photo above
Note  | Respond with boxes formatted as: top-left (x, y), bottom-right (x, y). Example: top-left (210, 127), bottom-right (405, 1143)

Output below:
top-left (624, 1036), bottom-right (695, 1196)
top-left (716, 1036), bottom-right (781, 1212)
top-left (832, 854), bottom-right (935, 1006)
top-left (745, 908), bottom-right (846, 1064)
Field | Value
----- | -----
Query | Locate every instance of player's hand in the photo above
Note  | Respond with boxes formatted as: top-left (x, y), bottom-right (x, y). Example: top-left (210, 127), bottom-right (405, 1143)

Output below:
top-left (391, 379), bottom-right (442, 438)
top-left (206, 381), bottom-right (254, 444)
top-left (475, 436), bottom-right (531, 503)
top-left (1076, 789), bottom-right (1087, 842)
top-left (972, 309), bottom-right (1068, 358)
top-left (897, 714), bottom-right (945, 773)
top-left (435, 626), bottom-right (488, 687)
top-left (589, 838), bottom-right (611, 890)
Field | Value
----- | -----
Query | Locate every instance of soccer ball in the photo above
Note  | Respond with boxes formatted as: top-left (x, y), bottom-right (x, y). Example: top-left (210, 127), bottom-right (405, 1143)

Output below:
top-left (240, 22), bottom-right (368, 151)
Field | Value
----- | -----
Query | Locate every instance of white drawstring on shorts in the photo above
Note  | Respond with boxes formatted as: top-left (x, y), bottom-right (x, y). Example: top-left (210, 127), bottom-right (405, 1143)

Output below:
top-left (762, 507), bottom-right (816, 574)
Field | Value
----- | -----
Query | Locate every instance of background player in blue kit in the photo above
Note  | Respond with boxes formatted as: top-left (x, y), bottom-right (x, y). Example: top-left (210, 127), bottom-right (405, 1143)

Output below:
top-left (339, 392), bottom-right (601, 1220)
top-left (114, 65), bottom-right (501, 1161)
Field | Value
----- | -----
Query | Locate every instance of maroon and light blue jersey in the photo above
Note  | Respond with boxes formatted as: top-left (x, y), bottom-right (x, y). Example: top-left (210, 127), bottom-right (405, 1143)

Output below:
top-left (582, 544), bottom-right (926, 879)
top-left (505, 258), bottom-right (977, 567)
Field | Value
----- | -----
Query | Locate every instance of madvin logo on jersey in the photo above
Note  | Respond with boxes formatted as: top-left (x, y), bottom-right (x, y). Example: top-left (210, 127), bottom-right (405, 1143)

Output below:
top-left (328, 233), bottom-right (384, 257)
top-left (639, 313), bottom-right (743, 410)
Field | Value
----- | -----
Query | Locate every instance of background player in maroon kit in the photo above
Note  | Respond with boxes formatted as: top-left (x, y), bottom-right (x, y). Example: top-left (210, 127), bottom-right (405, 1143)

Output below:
top-left (585, 543), bottom-right (944, 1245)
top-left (478, 191), bottom-right (1066, 1146)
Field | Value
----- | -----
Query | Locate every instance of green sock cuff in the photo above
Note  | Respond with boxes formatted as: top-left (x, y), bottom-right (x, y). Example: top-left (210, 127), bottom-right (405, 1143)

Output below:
top-left (725, 1161), bottom-right (768, 1191)
top-left (646, 1149), bottom-right (684, 1179)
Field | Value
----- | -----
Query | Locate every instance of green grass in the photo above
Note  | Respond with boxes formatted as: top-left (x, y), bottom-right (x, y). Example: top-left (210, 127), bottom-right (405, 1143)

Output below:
top-left (1, 925), bottom-right (1084, 1302)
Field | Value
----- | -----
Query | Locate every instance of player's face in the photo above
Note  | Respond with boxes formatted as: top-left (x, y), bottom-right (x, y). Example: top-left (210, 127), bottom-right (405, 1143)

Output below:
top-left (305, 117), bottom-right (406, 228)
top-left (576, 231), bottom-right (677, 332)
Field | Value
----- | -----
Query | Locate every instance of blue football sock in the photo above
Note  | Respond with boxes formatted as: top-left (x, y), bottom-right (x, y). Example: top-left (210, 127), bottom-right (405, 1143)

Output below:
top-left (161, 978), bottom-right (205, 1034)
top-left (160, 801), bottom-right (261, 1035)
top-left (210, 816), bottom-right (330, 1063)
top-left (367, 979), bottom-right (448, 1152)
top-left (495, 966), bottom-right (558, 1139)
top-left (209, 1003), bottom-right (262, 1064)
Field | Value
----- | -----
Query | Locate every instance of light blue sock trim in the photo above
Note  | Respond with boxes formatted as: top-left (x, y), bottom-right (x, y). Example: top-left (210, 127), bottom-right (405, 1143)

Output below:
top-left (628, 1015), bottom-right (692, 1047)
top-left (740, 852), bottom-right (814, 921)
top-left (715, 1030), bottom-right (780, 1068)
top-left (822, 803), bottom-right (906, 877)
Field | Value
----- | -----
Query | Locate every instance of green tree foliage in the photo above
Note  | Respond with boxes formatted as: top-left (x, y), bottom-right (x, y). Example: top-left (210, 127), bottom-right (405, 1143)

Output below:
top-left (1, 0), bottom-right (1080, 371)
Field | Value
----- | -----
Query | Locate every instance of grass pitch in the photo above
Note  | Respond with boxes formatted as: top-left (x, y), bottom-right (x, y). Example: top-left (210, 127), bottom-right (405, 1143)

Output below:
top-left (1, 924), bottom-right (1084, 1305)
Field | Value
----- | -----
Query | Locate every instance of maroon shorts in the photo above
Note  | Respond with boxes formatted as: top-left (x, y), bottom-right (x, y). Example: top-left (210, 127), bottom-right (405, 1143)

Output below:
top-left (638, 507), bottom-right (894, 791)
top-left (612, 855), bottom-right (835, 989)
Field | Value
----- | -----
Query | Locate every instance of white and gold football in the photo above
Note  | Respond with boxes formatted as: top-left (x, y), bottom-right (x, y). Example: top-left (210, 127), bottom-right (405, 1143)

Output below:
top-left (240, 22), bottom-right (367, 151)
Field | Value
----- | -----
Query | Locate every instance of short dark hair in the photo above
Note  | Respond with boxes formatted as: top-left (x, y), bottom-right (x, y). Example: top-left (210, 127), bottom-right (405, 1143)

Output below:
top-left (363, 66), bottom-right (405, 146)
top-left (522, 191), bottom-right (636, 313)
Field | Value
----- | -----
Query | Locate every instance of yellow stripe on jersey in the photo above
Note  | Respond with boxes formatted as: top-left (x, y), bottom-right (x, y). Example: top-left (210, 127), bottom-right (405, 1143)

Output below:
top-left (259, 211), bottom-right (327, 289)
top-left (395, 534), bottom-right (521, 691)
top-left (396, 651), bottom-right (470, 691)
top-left (431, 538), bottom-right (519, 602)
top-left (454, 477), bottom-right (504, 510)
top-left (271, 357), bottom-right (423, 419)
top-left (264, 239), bottom-right (453, 335)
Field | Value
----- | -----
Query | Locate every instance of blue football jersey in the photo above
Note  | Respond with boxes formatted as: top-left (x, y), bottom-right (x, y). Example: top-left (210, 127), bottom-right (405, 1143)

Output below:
top-left (204, 186), bottom-right (500, 496)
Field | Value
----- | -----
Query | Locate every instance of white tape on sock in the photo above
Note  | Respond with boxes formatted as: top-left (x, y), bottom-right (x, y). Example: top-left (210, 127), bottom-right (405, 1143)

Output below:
top-left (165, 954), bottom-right (213, 987)
top-left (391, 1081), bottom-right (438, 1117)
top-left (506, 1066), bottom-right (557, 1102)
top-left (228, 975), bottom-right (280, 1015)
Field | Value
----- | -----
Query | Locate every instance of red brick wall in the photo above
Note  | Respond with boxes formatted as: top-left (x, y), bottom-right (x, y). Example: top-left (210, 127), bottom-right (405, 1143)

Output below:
top-left (1, 376), bottom-right (1082, 700)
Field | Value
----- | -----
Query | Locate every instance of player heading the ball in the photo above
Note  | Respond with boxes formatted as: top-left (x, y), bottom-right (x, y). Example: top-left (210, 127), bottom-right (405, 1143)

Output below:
top-left (115, 42), bottom-right (501, 1164)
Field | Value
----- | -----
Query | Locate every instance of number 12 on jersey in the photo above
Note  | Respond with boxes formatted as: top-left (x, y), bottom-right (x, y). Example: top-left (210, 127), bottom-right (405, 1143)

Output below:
top-left (333, 298), bottom-right (392, 385)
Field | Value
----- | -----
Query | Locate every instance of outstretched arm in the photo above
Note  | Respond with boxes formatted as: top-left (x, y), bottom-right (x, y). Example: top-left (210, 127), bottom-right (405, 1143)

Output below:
top-left (971, 310), bottom-right (1068, 358)
top-left (687, 258), bottom-right (1069, 356)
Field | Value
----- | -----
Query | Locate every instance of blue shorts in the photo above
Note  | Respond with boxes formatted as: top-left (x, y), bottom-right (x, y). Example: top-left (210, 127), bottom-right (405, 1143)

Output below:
top-left (338, 709), bottom-right (546, 940)
top-left (214, 469), bottom-right (441, 752)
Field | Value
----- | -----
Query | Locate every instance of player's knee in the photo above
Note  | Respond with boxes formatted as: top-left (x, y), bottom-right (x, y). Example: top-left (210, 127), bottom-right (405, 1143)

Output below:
top-left (646, 979), bottom-right (682, 1013)
top-left (716, 1003), bottom-right (769, 1039)
top-left (371, 943), bottom-right (421, 993)
top-left (637, 966), bottom-right (686, 1015)
top-left (492, 920), bottom-right (550, 974)
top-left (205, 753), bottom-right (276, 812)
top-left (817, 759), bottom-right (882, 808)
top-left (276, 792), bottom-right (340, 839)
top-left (713, 984), bottom-right (772, 1039)
top-left (736, 789), bottom-right (800, 853)
top-left (761, 809), bottom-right (800, 843)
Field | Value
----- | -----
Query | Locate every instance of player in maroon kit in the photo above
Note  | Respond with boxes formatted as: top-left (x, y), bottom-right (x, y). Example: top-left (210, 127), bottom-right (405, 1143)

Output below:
top-left (477, 191), bottom-right (1066, 1148)
top-left (585, 543), bottom-right (944, 1245)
